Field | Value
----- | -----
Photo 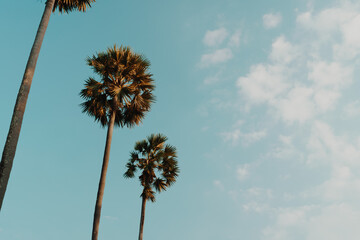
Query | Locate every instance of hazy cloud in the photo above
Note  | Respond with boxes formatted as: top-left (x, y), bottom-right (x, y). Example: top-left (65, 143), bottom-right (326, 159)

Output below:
top-left (203, 27), bottom-right (228, 47)
top-left (200, 48), bottom-right (233, 67)
top-left (263, 13), bottom-right (282, 29)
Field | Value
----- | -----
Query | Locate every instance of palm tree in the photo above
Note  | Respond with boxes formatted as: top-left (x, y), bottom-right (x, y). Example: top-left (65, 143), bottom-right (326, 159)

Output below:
top-left (124, 134), bottom-right (179, 240)
top-left (0, 0), bottom-right (95, 211)
top-left (80, 45), bottom-right (155, 240)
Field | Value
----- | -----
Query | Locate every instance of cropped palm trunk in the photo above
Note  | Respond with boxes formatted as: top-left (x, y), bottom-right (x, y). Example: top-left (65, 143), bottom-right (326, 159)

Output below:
top-left (0, 0), bottom-right (56, 211)
top-left (138, 196), bottom-right (147, 240)
top-left (92, 111), bottom-right (116, 240)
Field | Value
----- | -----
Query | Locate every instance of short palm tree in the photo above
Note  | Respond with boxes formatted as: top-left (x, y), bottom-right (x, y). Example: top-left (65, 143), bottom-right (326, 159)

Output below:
top-left (124, 134), bottom-right (179, 240)
top-left (0, 0), bottom-right (95, 210)
top-left (80, 45), bottom-right (155, 240)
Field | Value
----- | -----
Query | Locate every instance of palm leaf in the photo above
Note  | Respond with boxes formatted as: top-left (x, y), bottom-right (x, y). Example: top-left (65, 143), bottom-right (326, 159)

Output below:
top-left (53, 0), bottom-right (95, 13)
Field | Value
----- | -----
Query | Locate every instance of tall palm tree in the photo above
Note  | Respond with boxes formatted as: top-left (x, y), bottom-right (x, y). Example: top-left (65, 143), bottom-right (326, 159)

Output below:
top-left (0, 0), bottom-right (95, 211)
top-left (80, 45), bottom-right (155, 240)
top-left (124, 134), bottom-right (179, 240)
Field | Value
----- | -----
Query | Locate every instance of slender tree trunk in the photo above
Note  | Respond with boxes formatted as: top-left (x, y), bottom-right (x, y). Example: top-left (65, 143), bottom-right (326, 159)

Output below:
top-left (0, 0), bottom-right (56, 211)
top-left (138, 196), bottom-right (147, 240)
top-left (92, 111), bottom-right (116, 240)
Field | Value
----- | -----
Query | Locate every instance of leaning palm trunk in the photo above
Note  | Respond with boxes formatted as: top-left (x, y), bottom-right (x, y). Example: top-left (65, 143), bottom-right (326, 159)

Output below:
top-left (92, 111), bottom-right (116, 240)
top-left (138, 196), bottom-right (147, 240)
top-left (0, 0), bottom-right (56, 211)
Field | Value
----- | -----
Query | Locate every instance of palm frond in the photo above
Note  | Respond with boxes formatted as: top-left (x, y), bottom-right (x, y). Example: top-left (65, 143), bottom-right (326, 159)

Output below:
top-left (124, 162), bottom-right (137, 178)
top-left (153, 178), bottom-right (167, 192)
top-left (53, 0), bottom-right (95, 13)
top-left (141, 187), bottom-right (156, 202)
top-left (164, 145), bottom-right (177, 158)
top-left (134, 140), bottom-right (147, 154)
top-left (147, 133), bottom-right (167, 151)
top-left (129, 151), bottom-right (139, 163)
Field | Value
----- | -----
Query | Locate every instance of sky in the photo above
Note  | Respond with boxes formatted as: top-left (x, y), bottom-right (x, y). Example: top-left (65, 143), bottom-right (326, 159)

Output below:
top-left (1, 0), bottom-right (360, 239)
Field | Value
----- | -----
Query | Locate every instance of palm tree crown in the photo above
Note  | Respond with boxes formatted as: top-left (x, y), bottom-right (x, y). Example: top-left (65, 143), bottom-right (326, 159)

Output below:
top-left (53, 0), bottom-right (95, 13)
top-left (124, 133), bottom-right (179, 201)
top-left (80, 45), bottom-right (155, 128)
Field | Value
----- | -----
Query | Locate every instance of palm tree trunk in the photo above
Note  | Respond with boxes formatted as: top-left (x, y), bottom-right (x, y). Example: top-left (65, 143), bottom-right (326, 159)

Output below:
top-left (92, 111), bottom-right (116, 240)
top-left (138, 196), bottom-right (147, 240)
top-left (0, 0), bottom-right (56, 211)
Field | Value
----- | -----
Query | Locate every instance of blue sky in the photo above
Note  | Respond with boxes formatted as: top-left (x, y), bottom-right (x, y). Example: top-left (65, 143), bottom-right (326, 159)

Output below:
top-left (1, 0), bottom-right (360, 239)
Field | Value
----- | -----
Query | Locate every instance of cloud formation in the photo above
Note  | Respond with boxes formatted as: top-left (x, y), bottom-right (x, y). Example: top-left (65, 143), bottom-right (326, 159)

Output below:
top-left (205, 1), bottom-right (360, 239)
top-left (200, 48), bottom-right (233, 67)
top-left (203, 27), bottom-right (228, 47)
top-left (263, 13), bottom-right (282, 29)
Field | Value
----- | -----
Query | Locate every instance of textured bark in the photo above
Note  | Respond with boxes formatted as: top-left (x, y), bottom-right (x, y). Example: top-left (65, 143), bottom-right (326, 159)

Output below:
top-left (138, 196), bottom-right (147, 240)
top-left (91, 111), bottom-right (116, 240)
top-left (0, 0), bottom-right (56, 211)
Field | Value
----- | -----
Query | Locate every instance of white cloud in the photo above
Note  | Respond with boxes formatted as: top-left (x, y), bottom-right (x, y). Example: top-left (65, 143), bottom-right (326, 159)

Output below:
top-left (263, 13), bottom-right (282, 29)
top-left (313, 89), bottom-right (340, 112)
top-left (261, 206), bottom-right (311, 240)
top-left (270, 36), bottom-right (299, 64)
top-left (237, 64), bottom-right (289, 104)
top-left (308, 61), bottom-right (353, 88)
top-left (246, 187), bottom-right (273, 199)
top-left (334, 13), bottom-right (360, 60)
top-left (203, 27), bottom-right (228, 47)
top-left (241, 130), bottom-right (267, 145)
top-left (344, 100), bottom-right (360, 117)
top-left (200, 48), bottom-right (233, 67)
top-left (213, 180), bottom-right (224, 190)
top-left (296, 7), bottom-right (355, 35)
top-left (262, 204), bottom-right (360, 240)
top-left (261, 120), bottom-right (360, 238)
top-left (203, 70), bottom-right (224, 85)
top-left (222, 129), bottom-right (241, 144)
top-left (228, 187), bottom-right (274, 208)
top-left (271, 135), bottom-right (300, 160)
top-left (276, 86), bottom-right (315, 124)
top-left (222, 127), bottom-right (267, 146)
top-left (306, 204), bottom-right (360, 240)
top-left (307, 121), bottom-right (360, 167)
top-left (243, 202), bottom-right (269, 213)
top-left (276, 208), bottom-right (307, 227)
top-left (237, 15), bottom-right (355, 124)
top-left (296, 6), bottom-right (360, 60)
top-left (203, 75), bottom-right (220, 85)
top-left (318, 166), bottom-right (360, 202)
top-left (228, 30), bottom-right (241, 47)
top-left (236, 164), bottom-right (250, 181)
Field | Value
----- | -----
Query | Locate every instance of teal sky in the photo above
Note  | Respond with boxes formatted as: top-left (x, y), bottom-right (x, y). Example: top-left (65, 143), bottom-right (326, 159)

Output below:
top-left (2, 0), bottom-right (360, 239)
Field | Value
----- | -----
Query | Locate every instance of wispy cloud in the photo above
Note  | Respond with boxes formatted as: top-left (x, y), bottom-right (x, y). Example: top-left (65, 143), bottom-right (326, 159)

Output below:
top-left (213, 180), bottom-right (225, 190)
top-left (200, 48), bottom-right (233, 67)
top-left (263, 13), bottom-right (282, 29)
top-left (203, 27), bottom-right (228, 47)
top-left (228, 30), bottom-right (241, 47)
top-left (344, 100), bottom-right (360, 117)
top-left (222, 124), bottom-right (267, 146)
top-left (236, 164), bottom-right (250, 181)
